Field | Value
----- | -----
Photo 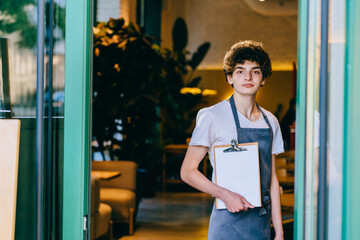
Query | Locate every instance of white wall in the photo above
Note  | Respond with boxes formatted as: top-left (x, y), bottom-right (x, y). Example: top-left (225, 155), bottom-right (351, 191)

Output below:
top-left (96, 0), bottom-right (121, 22)
top-left (161, 0), bottom-right (298, 70)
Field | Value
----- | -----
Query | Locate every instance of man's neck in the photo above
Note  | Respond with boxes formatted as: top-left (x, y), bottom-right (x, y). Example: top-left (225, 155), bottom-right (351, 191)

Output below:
top-left (232, 92), bottom-right (260, 121)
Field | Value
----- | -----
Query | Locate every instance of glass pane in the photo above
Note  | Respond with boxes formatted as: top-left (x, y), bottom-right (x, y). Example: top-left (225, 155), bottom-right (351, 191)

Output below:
top-left (0, 0), bottom-right (66, 238)
top-left (48, 0), bottom-right (66, 117)
top-left (304, 0), bottom-right (321, 238)
top-left (303, 0), bottom-right (345, 238)
top-left (50, 2), bottom-right (66, 239)
top-left (0, 1), bottom-right (65, 118)
top-left (326, 0), bottom-right (345, 238)
top-left (0, 1), bottom-right (38, 117)
top-left (0, 1), bottom-right (39, 238)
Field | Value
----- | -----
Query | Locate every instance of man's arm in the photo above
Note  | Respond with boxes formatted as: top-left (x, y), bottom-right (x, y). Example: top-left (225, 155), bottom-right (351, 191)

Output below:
top-left (270, 154), bottom-right (284, 239)
top-left (180, 145), bottom-right (254, 213)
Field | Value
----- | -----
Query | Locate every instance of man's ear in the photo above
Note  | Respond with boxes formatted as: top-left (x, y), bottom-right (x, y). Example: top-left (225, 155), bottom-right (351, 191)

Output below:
top-left (226, 74), bottom-right (233, 85)
top-left (261, 79), bottom-right (267, 86)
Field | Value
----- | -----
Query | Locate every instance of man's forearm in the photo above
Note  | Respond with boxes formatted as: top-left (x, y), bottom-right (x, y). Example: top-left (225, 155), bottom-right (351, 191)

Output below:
top-left (271, 177), bottom-right (284, 237)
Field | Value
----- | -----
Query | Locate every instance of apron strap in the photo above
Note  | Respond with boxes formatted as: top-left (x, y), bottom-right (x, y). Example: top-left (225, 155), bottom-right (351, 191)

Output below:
top-left (257, 103), bottom-right (274, 141)
top-left (257, 104), bottom-right (274, 216)
top-left (229, 95), bottom-right (274, 142)
top-left (229, 96), bottom-right (241, 142)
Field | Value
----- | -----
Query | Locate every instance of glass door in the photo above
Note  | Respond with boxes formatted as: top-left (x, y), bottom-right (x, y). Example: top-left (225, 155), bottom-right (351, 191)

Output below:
top-left (0, 0), bottom-right (66, 239)
top-left (295, 0), bottom-right (346, 239)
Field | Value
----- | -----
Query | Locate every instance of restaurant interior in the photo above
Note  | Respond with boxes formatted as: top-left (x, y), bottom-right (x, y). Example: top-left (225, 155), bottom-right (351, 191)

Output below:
top-left (90, 0), bottom-right (298, 239)
top-left (0, 0), bottom-right (300, 239)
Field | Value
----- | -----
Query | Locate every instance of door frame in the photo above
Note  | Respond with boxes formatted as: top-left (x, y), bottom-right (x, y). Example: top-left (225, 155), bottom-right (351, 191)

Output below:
top-left (62, 0), bottom-right (93, 239)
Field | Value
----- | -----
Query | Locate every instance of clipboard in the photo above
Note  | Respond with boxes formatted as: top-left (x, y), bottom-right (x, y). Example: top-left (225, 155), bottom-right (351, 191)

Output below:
top-left (214, 141), bottom-right (262, 209)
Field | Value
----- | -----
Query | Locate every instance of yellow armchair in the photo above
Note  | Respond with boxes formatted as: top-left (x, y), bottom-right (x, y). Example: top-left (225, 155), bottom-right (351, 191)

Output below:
top-left (92, 161), bottom-right (138, 235)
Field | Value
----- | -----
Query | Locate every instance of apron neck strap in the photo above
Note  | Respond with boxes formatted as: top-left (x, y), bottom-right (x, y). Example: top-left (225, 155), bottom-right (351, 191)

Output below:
top-left (229, 95), bottom-right (273, 141)
top-left (229, 95), bottom-right (241, 129)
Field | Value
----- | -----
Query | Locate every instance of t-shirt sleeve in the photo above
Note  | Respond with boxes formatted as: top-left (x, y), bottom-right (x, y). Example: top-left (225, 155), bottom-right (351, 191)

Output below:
top-left (189, 108), bottom-right (215, 148)
top-left (272, 117), bottom-right (285, 155)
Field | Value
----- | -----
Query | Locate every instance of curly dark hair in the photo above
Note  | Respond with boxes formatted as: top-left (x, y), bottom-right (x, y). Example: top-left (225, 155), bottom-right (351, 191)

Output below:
top-left (223, 40), bottom-right (272, 80)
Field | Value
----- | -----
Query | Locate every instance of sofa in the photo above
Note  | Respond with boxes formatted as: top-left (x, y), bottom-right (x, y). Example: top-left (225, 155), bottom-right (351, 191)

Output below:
top-left (92, 160), bottom-right (138, 234)
top-left (90, 176), bottom-right (113, 240)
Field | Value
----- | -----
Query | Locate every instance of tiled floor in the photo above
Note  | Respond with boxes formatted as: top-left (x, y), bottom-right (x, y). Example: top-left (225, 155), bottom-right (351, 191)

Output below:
top-left (120, 192), bottom-right (214, 240)
top-left (112, 191), bottom-right (294, 240)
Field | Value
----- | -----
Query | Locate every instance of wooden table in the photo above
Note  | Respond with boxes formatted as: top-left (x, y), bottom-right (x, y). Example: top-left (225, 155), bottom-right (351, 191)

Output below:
top-left (162, 145), bottom-right (188, 191)
top-left (91, 171), bottom-right (122, 181)
top-left (164, 144), bottom-right (189, 154)
top-left (276, 163), bottom-right (295, 171)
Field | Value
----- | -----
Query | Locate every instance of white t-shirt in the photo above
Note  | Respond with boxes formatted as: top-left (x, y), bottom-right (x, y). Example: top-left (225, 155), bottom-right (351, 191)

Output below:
top-left (189, 100), bottom-right (284, 173)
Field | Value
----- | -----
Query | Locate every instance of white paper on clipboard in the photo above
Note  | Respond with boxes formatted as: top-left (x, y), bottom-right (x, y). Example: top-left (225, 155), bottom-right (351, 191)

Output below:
top-left (214, 142), bottom-right (262, 209)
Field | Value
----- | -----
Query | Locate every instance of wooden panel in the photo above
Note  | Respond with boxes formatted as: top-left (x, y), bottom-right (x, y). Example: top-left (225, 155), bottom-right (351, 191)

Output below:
top-left (0, 120), bottom-right (21, 240)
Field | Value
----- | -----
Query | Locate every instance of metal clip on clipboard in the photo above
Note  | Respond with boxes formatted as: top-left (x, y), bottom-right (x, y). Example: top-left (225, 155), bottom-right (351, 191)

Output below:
top-left (223, 140), bottom-right (248, 153)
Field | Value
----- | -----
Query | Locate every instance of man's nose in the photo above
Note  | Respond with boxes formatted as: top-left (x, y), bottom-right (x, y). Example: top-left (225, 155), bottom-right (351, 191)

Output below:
top-left (244, 71), bottom-right (252, 80)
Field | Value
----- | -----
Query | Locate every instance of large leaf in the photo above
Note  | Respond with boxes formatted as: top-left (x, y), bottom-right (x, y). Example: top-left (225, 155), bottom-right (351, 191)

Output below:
top-left (186, 76), bottom-right (201, 88)
top-left (172, 18), bottom-right (188, 52)
top-left (188, 42), bottom-right (211, 70)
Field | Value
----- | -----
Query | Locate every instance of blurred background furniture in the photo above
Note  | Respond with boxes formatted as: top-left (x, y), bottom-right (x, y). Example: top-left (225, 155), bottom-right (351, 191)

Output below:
top-left (276, 150), bottom-right (295, 162)
top-left (275, 150), bottom-right (295, 234)
top-left (92, 170), bottom-right (122, 180)
top-left (162, 144), bottom-right (188, 191)
top-left (92, 160), bottom-right (138, 234)
top-left (91, 177), bottom-right (113, 240)
top-left (280, 193), bottom-right (294, 210)
top-left (275, 150), bottom-right (295, 188)
top-left (162, 144), bottom-right (209, 191)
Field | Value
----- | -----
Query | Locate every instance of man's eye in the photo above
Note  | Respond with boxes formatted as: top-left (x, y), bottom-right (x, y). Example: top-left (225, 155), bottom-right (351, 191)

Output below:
top-left (253, 71), bottom-right (260, 74)
top-left (238, 71), bottom-right (243, 74)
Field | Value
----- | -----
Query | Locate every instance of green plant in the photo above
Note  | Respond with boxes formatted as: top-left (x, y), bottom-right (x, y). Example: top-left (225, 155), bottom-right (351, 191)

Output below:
top-left (161, 18), bottom-right (211, 144)
top-left (92, 17), bottom-right (211, 168)
top-left (92, 18), bottom-right (164, 167)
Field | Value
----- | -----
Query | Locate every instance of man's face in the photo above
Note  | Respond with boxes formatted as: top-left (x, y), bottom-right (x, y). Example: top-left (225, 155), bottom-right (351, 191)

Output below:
top-left (226, 60), bottom-right (266, 96)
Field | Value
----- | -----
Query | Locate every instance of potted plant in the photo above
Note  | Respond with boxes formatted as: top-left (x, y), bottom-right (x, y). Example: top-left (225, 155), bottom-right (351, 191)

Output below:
top-left (92, 17), bottom-right (211, 196)
top-left (92, 18), bottom-right (164, 169)
top-left (161, 18), bottom-right (211, 144)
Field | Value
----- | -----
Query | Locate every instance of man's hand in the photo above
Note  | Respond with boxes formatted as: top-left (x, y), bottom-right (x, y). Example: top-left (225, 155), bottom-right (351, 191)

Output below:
top-left (222, 190), bottom-right (255, 213)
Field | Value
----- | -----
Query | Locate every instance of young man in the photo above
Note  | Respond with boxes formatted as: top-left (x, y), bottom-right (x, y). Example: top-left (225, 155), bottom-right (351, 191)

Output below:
top-left (180, 40), bottom-right (284, 239)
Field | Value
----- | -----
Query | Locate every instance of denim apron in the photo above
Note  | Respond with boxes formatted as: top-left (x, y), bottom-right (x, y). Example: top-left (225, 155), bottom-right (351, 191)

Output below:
top-left (208, 96), bottom-right (273, 240)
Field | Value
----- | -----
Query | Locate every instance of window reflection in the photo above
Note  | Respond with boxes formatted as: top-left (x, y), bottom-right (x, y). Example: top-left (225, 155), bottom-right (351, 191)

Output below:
top-left (0, 0), bottom-right (65, 118)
